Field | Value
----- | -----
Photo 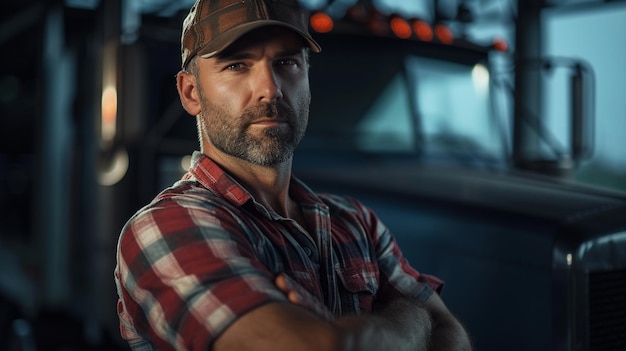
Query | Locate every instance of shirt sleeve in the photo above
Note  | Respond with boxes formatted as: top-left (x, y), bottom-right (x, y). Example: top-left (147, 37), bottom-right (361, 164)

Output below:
top-left (116, 193), bottom-right (287, 351)
top-left (350, 198), bottom-right (444, 302)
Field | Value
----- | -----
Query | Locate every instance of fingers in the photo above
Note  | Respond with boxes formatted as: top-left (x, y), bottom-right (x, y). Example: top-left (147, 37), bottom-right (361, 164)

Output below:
top-left (275, 274), bottom-right (304, 303)
top-left (288, 290), bottom-right (302, 304)
top-left (274, 273), bottom-right (335, 321)
top-left (275, 274), bottom-right (289, 292)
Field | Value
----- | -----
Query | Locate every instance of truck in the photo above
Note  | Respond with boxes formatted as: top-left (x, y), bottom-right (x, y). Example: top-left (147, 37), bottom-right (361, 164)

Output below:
top-left (291, 6), bottom-right (626, 351)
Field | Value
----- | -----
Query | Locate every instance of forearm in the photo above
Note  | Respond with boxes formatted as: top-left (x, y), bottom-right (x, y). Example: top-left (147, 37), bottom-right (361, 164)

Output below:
top-left (335, 297), bottom-right (471, 351)
top-left (428, 312), bottom-right (472, 351)
top-left (274, 274), bottom-right (470, 351)
top-left (334, 297), bottom-right (432, 351)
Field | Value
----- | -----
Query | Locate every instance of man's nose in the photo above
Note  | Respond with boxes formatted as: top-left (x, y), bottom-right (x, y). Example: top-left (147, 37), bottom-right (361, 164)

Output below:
top-left (252, 62), bottom-right (283, 102)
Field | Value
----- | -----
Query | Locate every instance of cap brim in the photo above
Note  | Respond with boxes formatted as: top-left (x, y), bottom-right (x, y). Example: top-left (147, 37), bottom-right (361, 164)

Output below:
top-left (198, 20), bottom-right (321, 59)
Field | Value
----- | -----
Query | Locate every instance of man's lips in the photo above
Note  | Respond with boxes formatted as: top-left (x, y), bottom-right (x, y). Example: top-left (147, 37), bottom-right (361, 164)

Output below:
top-left (249, 118), bottom-right (287, 126)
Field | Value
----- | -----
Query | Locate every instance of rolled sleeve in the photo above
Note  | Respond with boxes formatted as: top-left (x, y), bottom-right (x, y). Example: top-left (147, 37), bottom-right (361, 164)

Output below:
top-left (359, 200), bottom-right (444, 302)
top-left (116, 198), bottom-right (287, 351)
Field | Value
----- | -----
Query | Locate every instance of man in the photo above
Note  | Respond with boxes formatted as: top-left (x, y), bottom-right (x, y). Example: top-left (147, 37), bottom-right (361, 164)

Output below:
top-left (115, 0), bottom-right (472, 350)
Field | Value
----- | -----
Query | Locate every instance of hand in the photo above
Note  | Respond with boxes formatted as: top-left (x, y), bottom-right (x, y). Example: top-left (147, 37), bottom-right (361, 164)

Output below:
top-left (274, 273), bottom-right (335, 321)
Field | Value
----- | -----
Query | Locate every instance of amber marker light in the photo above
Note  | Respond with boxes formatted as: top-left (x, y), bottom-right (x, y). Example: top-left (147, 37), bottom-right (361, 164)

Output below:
top-left (493, 37), bottom-right (509, 52)
top-left (390, 15), bottom-right (412, 39)
top-left (311, 12), bottom-right (334, 33)
top-left (412, 19), bottom-right (433, 41)
top-left (435, 23), bottom-right (454, 44)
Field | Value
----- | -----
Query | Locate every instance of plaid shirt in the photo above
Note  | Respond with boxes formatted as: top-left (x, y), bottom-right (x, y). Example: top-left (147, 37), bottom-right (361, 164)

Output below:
top-left (115, 151), bottom-right (442, 351)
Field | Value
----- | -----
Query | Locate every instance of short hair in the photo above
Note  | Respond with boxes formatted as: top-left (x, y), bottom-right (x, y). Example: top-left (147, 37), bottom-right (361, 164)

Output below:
top-left (186, 56), bottom-right (200, 78)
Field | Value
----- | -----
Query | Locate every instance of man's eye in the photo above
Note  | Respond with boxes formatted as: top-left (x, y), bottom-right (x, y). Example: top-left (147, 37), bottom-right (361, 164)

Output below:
top-left (278, 58), bottom-right (298, 66)
top-left (226, 63), bottom-right (244, 70)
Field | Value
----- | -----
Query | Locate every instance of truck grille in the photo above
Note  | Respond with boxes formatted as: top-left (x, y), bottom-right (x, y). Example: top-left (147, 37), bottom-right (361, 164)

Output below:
top-left (588, 269), bottom-right (626, 351)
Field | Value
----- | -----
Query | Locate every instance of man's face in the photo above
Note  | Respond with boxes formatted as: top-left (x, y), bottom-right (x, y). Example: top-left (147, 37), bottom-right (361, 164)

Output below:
top-left (193, 26), bottom-right (311, 166)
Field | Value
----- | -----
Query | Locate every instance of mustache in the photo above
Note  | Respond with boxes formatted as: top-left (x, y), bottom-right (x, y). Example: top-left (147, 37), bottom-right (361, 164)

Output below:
top-left (242, 102), bottom-right (295, 125)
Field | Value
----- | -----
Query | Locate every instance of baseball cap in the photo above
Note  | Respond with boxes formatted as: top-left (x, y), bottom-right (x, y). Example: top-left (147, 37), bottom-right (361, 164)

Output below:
top-left (181, 0), bottom-right (322, 70)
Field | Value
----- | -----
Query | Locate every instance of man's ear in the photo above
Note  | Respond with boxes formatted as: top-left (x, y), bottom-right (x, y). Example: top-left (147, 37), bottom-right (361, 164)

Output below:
top-left (176, 71), bottom-right (202, 116)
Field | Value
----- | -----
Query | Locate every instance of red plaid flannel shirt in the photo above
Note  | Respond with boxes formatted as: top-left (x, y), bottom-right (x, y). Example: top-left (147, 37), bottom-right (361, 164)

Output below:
top-left (115, 152), bottom-right (442, 351)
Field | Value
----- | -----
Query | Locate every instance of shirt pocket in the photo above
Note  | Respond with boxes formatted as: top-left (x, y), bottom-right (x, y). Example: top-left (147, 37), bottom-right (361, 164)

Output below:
top-left (335, 262), bottom-right (379, 314)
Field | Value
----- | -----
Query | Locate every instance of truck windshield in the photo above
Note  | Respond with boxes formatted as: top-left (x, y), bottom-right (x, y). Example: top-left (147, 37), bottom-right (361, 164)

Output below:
top-left (303, 40), bottom-right (506, 168)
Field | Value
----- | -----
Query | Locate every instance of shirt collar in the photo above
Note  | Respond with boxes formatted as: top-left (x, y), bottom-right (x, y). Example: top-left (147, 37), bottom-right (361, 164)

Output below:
top-left (186, 151), bottom-right (326, 210)
top-left (187, 151), bottom-right (252, 206)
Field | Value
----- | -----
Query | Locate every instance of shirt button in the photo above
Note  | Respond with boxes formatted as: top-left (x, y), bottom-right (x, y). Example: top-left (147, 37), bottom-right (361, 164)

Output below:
top-left (303, 247), bottom-right (312, 257)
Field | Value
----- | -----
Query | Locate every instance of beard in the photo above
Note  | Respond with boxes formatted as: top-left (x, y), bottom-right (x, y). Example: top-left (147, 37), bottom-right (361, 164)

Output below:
top-left (198, 95), bottom-right (309, 166)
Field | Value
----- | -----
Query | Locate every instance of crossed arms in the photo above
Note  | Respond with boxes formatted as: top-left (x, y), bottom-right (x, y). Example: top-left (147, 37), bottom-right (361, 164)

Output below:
top-left (213, 273), bottom-right (472, 351)
top-left (117, 193), bottom-right (472, 351)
